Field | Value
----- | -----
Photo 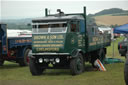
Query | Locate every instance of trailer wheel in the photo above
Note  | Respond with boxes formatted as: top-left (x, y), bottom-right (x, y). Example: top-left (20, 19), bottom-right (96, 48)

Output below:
top-left (70, 53), bottom-right (84, 75)
top-left (19, 49), bottom-right (30, 66)
top-left (0, 59), bottom-right (4, 66)
top-left (124, 52), bottom-right (128, 85)
top-left (91, 49), bottom-right (105, 67)
top-left (29, 57), bottom-right (44, 76)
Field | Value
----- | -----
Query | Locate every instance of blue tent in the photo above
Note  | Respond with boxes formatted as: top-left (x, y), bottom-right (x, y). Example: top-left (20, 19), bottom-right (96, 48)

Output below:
top-left (114, 24), bottom-right (128, 34)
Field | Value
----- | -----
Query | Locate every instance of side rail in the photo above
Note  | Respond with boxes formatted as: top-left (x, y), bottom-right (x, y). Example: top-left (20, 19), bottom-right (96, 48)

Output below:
top-left (8, 37), bottom-right (32, 49)
top-left (103, 34), bottom-right (111, 47)
top-left (88, 34), bottom-right (111, 52)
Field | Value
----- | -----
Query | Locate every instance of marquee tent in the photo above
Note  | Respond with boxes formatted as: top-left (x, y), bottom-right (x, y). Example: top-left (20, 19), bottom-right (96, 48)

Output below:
top-left (114, 24), bottom-right (128, 34)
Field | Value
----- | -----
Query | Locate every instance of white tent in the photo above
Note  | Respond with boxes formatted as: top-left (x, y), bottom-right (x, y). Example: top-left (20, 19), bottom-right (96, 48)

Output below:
top-left (7, 29), bottom-right (32, 37)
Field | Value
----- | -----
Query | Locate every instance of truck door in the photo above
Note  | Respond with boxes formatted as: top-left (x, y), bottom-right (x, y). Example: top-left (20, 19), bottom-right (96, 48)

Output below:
top-left (0, 24), bottom-right (7, 55)
top-left (69, 21), bottom-right (80, 48)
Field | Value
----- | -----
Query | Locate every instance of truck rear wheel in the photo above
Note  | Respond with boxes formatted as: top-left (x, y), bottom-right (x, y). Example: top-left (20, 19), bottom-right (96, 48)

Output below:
top-left (19, 49), bottom-right (30, 66)
top-left (70, 53), bottom-right (84, 75)
top-left (29, 57), bottom-right (44, 76)
top-left (91, 49), bottom-right (105, 67)
top-left (124, 52), bottom-right (128, 85)
top-left (98, 49), bottom-right (105, 63)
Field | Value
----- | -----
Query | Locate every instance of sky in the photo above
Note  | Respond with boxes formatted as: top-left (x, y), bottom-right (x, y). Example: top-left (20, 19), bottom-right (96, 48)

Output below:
top-left (0, 0), bottom-right (128, 19)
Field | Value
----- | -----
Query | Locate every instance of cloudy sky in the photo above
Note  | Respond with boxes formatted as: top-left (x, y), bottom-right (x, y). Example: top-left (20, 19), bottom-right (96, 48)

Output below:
top-left (0, 0), bottom-right (128, 19)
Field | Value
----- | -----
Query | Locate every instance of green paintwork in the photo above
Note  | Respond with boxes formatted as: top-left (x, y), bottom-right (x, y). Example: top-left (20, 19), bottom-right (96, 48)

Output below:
top-left (32, 33), bottom-right (66, 53)
top-left (32, 31), bottom-right (111, 55)
top-left (32, 6), bottom-right (111, 56)
top-left (64, 33), bottom-right (85, 54)
top-left (87, 34), bottom-right (111, 52)
top-left (32, 32), bottom-right (111, 55)
top-left (32, 32), bottom-right (86, 54)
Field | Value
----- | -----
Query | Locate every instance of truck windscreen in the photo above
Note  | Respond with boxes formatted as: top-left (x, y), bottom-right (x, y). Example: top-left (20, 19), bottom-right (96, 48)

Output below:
top-left (32, 22), bottom-right (67, 33)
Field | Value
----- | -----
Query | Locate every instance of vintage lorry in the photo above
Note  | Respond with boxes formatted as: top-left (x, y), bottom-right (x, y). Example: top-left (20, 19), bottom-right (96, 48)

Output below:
top-left (29, 7), bottom-right (111, 75)
top-left (0, 23), bottom-right (32, 66)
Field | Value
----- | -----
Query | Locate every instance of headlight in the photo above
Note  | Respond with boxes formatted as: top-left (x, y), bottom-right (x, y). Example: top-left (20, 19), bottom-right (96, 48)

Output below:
top-left (55, 58), bottom-right (60, 63)
top-left (39, 58), bottom-right (43, 63)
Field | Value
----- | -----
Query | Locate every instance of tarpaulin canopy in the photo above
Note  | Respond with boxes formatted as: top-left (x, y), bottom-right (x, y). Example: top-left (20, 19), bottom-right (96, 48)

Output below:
top-left (114, 24), bottom-right (128, 34)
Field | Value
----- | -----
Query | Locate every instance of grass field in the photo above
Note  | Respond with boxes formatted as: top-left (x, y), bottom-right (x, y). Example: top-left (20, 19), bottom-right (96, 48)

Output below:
top-left (0, 37), bottom-right (126, 85)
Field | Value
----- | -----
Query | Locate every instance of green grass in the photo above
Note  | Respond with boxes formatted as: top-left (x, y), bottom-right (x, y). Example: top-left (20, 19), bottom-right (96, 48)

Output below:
top-left (107, 37), bottom-right (124, 58)
top-left (0, 37), bottom-right (126, 85)
top-left (0, 62), bottom-right (125, 85)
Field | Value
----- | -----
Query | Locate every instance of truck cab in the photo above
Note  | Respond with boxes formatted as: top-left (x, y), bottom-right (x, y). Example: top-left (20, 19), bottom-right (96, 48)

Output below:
top-left (32, 15), bottom-right (85, 54)
top-left (29, 7), bottom-right (111, 75)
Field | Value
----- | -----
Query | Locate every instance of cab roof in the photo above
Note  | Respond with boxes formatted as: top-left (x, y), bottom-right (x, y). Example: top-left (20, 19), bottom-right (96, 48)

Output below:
top-left (32, 15), bottom-right (84, 23)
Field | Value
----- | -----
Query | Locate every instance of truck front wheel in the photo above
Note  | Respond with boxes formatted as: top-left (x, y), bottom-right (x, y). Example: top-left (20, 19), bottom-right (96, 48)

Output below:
top-left (29, 57), bottom-right (44, 76)
top-left (91, 49), bottom-right (105, 67)
top-left (70, 53), bottom-right (84, 75)
top-left (19, 49), bottom-right (30, 66)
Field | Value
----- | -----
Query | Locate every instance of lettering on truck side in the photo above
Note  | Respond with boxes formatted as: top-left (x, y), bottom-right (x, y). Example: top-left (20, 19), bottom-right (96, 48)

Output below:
top-left (34, 35), bottom-right (64, 40)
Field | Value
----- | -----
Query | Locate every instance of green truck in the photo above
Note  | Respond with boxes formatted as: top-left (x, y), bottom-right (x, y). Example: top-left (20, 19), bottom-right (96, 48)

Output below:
top-left (29, 7), bottom-right (111, 75)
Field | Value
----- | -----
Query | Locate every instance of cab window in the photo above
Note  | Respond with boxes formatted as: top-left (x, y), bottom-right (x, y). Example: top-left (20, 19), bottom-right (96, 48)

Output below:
top-left (70, 21), bottom-right (79, 32)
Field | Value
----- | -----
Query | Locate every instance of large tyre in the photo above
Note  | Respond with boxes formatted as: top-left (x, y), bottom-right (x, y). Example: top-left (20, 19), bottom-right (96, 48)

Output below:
top-left (91, 49), bottom-right (105, 68)
top-left (124, 52), bottom-right (128, 85)
top-left (70, 53), bottom-right (84, 75)
top-left (0, 59), bottom-right (4, 66)
top-left (29, 57), bottom-right (44, 76)
top-left (125, 52), bottom-right (127, 59)
top-left (91, 54), bottom-right (98, 68)
top-left (19, 49), bottom-right (30, 66)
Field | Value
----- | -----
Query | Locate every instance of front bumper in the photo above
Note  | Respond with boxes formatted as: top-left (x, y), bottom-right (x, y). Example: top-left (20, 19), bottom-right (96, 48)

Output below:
top-left (29, 53), bottom-right (71, 69)
top-left (32, 53), bottom-right (70, 56)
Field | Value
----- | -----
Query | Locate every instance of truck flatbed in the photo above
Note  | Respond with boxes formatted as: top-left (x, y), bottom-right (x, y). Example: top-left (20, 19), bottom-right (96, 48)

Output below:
top-left (8, 37), bottom-right (32, 49)
top-left (0, 24), bottom-right (32, 66)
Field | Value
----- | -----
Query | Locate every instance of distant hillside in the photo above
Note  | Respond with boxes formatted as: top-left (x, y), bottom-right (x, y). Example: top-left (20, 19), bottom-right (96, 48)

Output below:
top-left (88, 8), bottom-right (128, 17)
top-left (95, 8), bottom-right (128, 16)
top-left (1, 18), bottom-right (32, 30)
top-left (87, 8), bottom-right (128, 27)
top-left (1, 8), bottom-right (128, 29)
